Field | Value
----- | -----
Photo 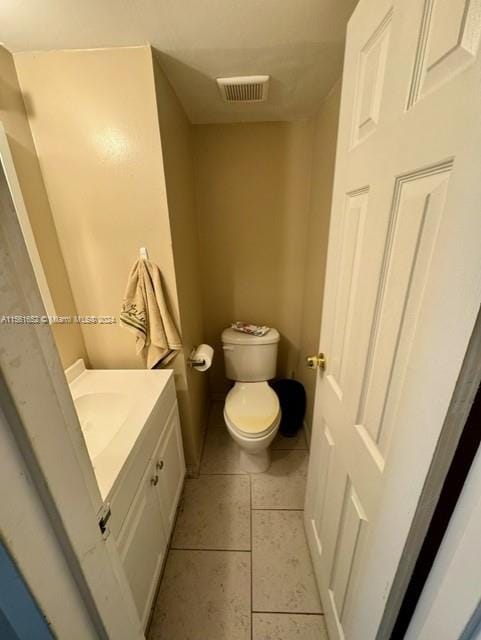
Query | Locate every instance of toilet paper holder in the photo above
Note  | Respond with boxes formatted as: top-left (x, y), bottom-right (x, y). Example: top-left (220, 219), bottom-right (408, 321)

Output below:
top-left (187, 346), bottom-right (206, 368)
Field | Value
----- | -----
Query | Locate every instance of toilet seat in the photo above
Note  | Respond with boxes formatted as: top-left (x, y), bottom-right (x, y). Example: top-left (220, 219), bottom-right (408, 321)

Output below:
top-left (224, 382), bottom-right (280, 438)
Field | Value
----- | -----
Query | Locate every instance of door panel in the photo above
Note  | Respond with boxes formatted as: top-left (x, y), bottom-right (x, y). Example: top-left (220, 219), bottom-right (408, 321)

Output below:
top-left (352, 9), bottom-right (392, 146)
top-left (312, 423), bottom-right (334, 536)
top-left (329, 482), bottom-right (366, 620)
top-left (408, 0), bottom-right (481, 105)
top-left (329, 188), bottom-right (368, 398)
top-left (305, 0), bottom-right (481, 638)
top-left (319, 442), bottom-right (351, 579)
top-left (356, 164), bottom-right (451, 457)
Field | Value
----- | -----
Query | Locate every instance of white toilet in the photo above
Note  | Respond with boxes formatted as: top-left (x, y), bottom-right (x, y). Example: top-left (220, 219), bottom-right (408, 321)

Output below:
top-left (221, 327), bottom-right (281, 473)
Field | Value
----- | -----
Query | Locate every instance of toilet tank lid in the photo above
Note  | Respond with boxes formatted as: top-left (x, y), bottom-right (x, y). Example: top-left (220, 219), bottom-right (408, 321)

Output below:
top-left (221, 327), bottom-right (280, 345)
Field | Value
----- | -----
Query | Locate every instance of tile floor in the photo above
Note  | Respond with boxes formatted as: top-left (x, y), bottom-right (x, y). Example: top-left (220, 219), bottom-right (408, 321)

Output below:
top-left (148, 402), bottom-right (326, 640)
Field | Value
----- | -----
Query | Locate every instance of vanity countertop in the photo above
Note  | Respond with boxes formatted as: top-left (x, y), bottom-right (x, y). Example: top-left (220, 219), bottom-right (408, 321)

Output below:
top-left (67, 361), bottom-right (174, 499)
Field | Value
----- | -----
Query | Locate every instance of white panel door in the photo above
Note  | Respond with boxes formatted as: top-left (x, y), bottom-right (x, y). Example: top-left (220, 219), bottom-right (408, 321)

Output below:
top-left (304, 0), bottom-right (481, 638)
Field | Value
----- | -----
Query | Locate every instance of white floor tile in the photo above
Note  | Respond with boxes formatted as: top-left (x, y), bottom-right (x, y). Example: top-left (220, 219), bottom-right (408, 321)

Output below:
top-left (251, 449), bottom-right (308, 509)
top-left (150, 401), bottom-right (322, 637)
top-left (200, 419), bottom-right (244, 474)
top-left (149, 550), bottom-right (251, 640)
top-left (253, 613), bottom-right (327, 639)
top-left (172, 475), bottom-right (251, 550)
top-left (272, 429), bottom-right (308, 450)
top-left (252, 510), bottom-right (321, 614)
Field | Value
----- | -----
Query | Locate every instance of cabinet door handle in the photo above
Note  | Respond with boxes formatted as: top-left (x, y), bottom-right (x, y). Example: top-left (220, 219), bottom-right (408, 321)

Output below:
top-left (156, 460), bottom-right (164, 471)
top-left (150, 474), bottom-right (159, 486)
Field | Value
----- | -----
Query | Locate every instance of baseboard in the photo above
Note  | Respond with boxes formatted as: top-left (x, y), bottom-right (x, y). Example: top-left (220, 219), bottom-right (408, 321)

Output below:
top-left (186, 462), bottom-right (200, 479)
top-left (210, 391), bottom-right (226, 403)
top-left (186, 395), bottom-right (215, 478)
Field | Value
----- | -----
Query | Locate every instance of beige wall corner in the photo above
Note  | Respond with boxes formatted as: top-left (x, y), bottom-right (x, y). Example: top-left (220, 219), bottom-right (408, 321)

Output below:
top-left (0, 45), bottom-right (87, 368)
top-left (296, 80), bottom-right (342, 441)
top-left (14, 45), bottom-right (181, 371)
top-left (151, 50), bottom-right (209, 469)
top-left (193, 120), bottom-right (314, 394)
top-left (14, 44), bottom-right (207, 468)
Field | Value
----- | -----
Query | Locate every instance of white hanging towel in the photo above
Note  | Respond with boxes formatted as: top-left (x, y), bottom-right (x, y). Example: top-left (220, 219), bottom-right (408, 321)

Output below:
top-left (120, 258), bottom-right (182, 368)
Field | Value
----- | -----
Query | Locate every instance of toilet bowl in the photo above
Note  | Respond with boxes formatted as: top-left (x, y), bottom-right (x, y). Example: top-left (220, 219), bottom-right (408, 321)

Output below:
top-left (224, 382), bottom-right (281, 473)
top-left (221, 327), bottom-right (281, 473)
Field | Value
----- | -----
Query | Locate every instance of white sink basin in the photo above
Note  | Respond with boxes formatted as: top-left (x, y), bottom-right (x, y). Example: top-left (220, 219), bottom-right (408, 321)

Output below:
top-left (74, 392), bottom-right (131, 458)
top-left (66, 359), bottom-right (173, 499)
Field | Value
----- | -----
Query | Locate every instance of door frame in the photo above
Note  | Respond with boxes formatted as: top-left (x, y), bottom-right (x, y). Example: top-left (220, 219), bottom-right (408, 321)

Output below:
top-left (0, 123), bottom-right (56, 317)
top-left (403, 386), bottom-right (481, 639)
top-left (0, 143), bottom-right (144, 638)
top-left (461, 601), bottom-right (481, 640)
top-left (378, 306), bottom-right (481, 638)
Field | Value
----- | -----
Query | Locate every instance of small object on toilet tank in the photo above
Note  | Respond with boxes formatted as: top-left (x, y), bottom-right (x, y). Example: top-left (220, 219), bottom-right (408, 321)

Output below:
top-left (231, 321), bottom-right (270, 337)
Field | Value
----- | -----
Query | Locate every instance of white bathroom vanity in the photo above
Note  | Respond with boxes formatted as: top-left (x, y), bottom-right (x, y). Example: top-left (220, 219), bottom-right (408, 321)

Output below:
top-left (66, 360), bottom-right (185, 627)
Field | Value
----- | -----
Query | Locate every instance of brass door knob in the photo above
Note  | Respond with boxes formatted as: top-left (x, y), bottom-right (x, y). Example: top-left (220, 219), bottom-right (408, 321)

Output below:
top-left (306, 353), bottom-right (326, 370)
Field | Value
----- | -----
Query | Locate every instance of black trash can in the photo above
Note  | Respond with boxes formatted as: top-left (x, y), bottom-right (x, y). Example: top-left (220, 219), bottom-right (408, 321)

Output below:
top-left (270, 379), bottom-right (306, 437)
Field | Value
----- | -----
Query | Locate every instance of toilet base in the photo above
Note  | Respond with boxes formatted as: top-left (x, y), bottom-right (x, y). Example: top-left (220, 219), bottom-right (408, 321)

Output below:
top-left (240, 448), bottom-right (270, 473)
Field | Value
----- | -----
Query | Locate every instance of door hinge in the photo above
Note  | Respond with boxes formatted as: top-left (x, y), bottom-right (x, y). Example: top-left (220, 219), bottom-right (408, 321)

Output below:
top-left (98, 502), bottom-right (112, 540)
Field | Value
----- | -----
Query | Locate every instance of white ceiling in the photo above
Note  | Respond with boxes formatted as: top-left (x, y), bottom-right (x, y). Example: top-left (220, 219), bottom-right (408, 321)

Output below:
top-left (0, 0), bottom-right (358, 123)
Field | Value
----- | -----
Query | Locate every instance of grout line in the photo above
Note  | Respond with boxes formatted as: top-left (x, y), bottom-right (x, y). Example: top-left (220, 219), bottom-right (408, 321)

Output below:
top-left (252, 610), bottom-right (325, 616)
top-left (199, 470), bottom-right (307, 477)
top-left (249, 472), bottom-right (253, 640)
top-left (251, 507), bottom-right (305, 511)
top-left (187, 472), bottom-right (249, 479)
top-left (169, 547), bottom-right (251, 553)
top-left (199, 471), bottom-right (248, 476)
top-left (189, 422), bottom-right (316, 636)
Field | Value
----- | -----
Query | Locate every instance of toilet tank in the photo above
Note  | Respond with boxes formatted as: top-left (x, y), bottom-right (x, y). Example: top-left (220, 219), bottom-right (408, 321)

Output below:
top-left (221, 327), bottom-right (280, 382)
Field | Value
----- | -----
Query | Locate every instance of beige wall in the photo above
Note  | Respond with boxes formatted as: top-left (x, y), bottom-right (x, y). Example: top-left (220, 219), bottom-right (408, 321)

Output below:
top-left (297, 81), bottom-right (341, 439)
top-left (0, 45), bottom-right (87, 368)
top-left (152, 52), bottom-right (209, 467)
top-left (15, 46), bottom-right (207, 469)
top-left (12, 41), bottom-right (339, 458)
top-left (15, 46), bottom-right (180, 370)
top-left (193, 121), bottom-right (314, 394)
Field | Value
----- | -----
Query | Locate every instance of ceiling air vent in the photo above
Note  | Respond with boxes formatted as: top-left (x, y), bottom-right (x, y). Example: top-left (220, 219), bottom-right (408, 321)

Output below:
top-left (216, 75), bottom-right (270, 103)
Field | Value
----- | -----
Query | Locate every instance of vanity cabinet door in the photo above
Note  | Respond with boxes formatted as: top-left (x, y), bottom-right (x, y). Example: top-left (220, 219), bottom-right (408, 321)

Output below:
top-left (153, 404), bottom-right (186, 536)
top-left (116, 459), bottom-right (167, 628)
